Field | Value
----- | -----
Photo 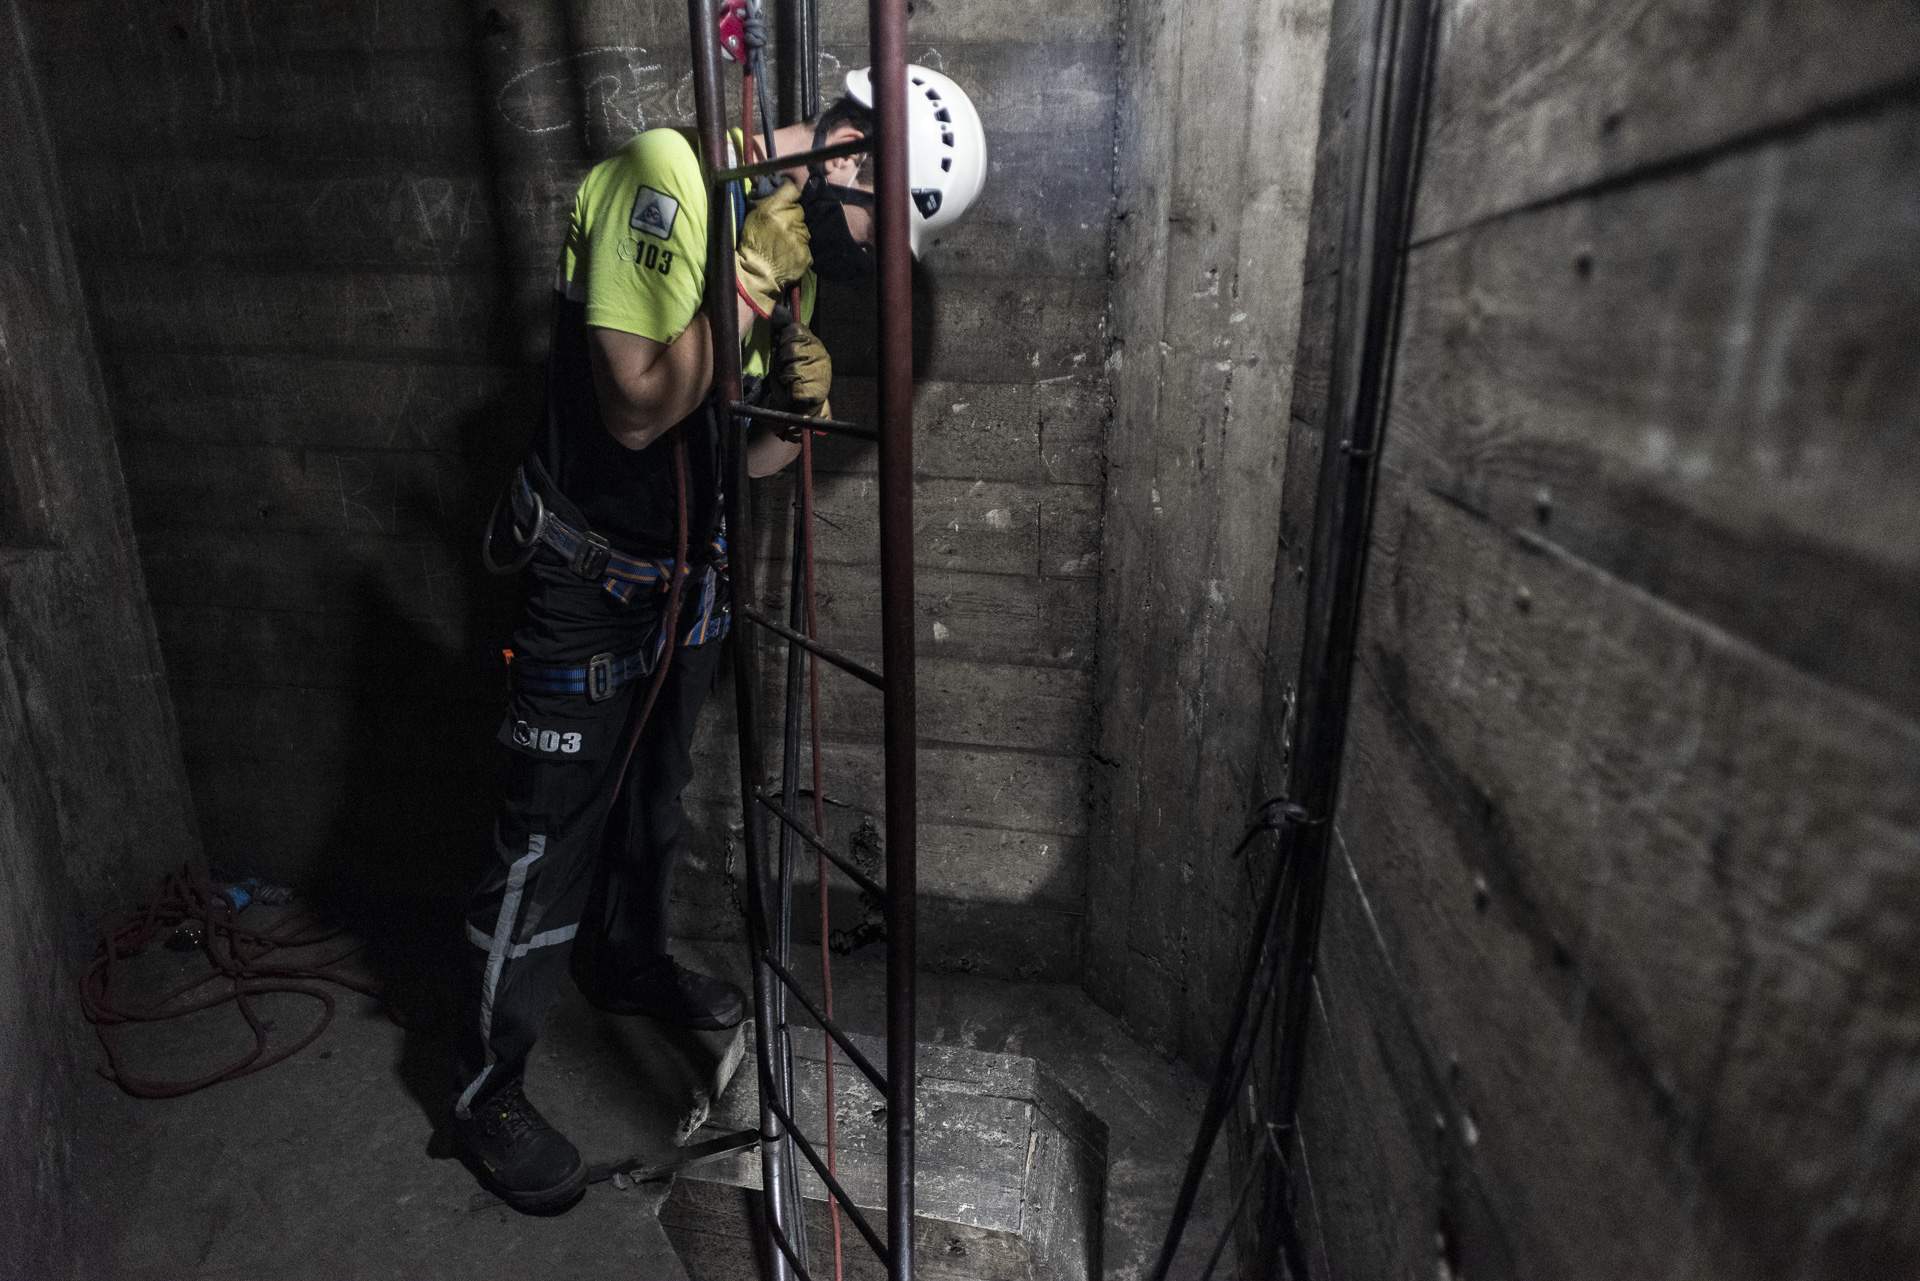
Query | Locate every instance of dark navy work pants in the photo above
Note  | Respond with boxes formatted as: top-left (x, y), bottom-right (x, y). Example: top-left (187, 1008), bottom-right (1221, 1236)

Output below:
top-left (452, 548), bottom-right (724, 1116)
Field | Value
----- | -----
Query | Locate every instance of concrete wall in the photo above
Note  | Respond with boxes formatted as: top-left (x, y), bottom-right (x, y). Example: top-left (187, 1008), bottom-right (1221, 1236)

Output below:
top-left (1270, 2), bottom-right (1920, 1277)
top-left (23, 1), bottom-right (1118, 975)
top-left (1086, 0), bottom-right (1333, 1050)
top-left (1, 1), bottom-right (202, 1272)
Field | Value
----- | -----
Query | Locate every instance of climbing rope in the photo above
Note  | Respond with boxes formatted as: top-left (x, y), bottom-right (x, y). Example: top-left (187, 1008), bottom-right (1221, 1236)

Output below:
top-left (603, 430), bottom-right (691, 808)
top-left (801, 396), bottom-right (849, 1281)
top-left (80, 866), bottom-right (389, 1099)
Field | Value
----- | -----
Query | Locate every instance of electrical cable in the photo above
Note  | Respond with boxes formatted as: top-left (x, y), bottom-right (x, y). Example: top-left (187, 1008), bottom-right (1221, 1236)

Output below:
top-left (1151, 0), bottom-right (1443, 1269)
top-left (1148, 801), bottom-right (1306, 1281)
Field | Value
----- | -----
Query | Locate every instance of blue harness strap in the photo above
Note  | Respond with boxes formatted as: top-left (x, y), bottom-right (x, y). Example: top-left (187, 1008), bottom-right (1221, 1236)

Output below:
top-left (511, 469), bottom-right (724, 590)
top-left (503, 466), bottom-right (733, 699)
top-left (510, 646), bottom-right (653, 702)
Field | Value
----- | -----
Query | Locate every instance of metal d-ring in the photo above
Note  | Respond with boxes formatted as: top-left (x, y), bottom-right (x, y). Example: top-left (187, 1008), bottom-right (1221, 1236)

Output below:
top-left (481, 485), bottom-right (547, 576)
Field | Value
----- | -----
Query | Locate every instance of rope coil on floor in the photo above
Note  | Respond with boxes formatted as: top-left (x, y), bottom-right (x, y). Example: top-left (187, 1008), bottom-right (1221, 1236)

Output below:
top-left (79, 866), bottom-right (388, 1100)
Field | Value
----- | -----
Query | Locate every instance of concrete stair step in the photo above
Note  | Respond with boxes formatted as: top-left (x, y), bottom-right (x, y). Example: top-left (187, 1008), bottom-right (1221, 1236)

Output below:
top-left (662, 1027), bottom-right (1108, 1281)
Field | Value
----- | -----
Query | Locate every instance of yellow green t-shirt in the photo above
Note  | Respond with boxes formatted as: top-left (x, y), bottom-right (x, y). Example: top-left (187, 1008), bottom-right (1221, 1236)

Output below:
top-left (541, 127), bottom-right (815, 553)
top-left (555, 127), bottom-right (815, 379)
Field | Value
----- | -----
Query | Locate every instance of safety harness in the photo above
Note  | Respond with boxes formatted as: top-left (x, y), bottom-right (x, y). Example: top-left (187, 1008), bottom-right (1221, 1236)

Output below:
top-left (480, 158), bottom-right (757, 711)
top-left (484, 459), bottom-right (730, 703)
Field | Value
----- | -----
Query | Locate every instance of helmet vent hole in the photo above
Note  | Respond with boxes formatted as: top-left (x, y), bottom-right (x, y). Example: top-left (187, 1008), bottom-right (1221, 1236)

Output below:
top-left (941, 156), bottom-right (952, 171)
top-left (911, 76), bottom-right (925, 85)
top-left (941, 131), bottom-right (954, 145)
top-left (934, 108), bottom-right (951, 123)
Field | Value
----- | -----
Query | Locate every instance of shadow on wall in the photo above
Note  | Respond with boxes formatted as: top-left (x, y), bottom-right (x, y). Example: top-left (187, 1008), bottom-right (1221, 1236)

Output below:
top-left (293, 1), bottom-right (598, 1102)
top-left (304, 0), bottom-right (570, 908)
top-left (297, 375), bottom-right (536, 1127)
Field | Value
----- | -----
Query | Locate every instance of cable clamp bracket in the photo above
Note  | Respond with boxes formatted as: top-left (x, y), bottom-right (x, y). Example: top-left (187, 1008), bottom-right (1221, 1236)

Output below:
top-left (1254, 797), bottom-right (1327, 831)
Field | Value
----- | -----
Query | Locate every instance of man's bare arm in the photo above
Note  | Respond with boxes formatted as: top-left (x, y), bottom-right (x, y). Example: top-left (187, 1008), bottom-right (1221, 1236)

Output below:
top-left (590, 297), bottom-right (773, 452)
top-left (745, 425), bottom-right (802, 478)
top-left (592, 323), bottom-right (798, 475)
top-left (589, 322), bottom-right (713, 452)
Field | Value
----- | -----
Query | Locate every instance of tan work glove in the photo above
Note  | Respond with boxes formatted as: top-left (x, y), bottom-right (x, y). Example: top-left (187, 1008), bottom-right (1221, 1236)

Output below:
top-left (774, 320), bottom-right (833, 420)
top-left (735, 184), bottom-right (811, 318)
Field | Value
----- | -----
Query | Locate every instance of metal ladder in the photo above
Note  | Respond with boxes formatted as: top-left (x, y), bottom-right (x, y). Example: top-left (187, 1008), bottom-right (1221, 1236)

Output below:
top-left (686, 1), bottom-right (918, 1276)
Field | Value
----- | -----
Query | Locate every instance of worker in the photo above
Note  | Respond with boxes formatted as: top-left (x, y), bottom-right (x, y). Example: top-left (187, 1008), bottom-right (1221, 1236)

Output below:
top-left (451, 66), bottom-right (987, 1211)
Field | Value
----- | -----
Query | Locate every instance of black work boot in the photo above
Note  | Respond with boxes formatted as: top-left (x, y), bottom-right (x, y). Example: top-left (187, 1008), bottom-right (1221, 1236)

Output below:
top-left (452, 1079), bottom-right (587, 1210)
top-left (575, 954), bottom-right (747, 1029)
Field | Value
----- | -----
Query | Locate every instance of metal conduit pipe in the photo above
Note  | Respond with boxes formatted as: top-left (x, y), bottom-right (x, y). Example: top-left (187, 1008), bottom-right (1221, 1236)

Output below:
top-left (695, 2), bottom-right (916, 1275)
top-left (1258, 2), bottom-right (1441, 1269)
top-left (864, 3), bottom-right (920, 1277)
top-left (1147, 0), bottom-right (1442, 1276)
top-left (776, 0), bottom-right (820, 123)
top-left (686, 5), bottom-right (801, 1278)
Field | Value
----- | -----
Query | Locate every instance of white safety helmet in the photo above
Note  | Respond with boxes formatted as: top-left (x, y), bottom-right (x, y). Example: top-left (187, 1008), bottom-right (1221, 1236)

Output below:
top-left (846, 65), bottom-right (987, 258)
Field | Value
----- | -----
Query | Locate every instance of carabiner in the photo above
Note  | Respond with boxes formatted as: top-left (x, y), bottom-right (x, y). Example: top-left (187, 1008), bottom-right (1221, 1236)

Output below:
top-left (481, 485), bottom-right (547, 576)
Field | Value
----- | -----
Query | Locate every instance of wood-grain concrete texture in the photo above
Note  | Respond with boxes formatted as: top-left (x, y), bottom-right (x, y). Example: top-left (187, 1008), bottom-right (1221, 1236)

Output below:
top-left (24, 0), bottom-right (1120, 975)
top-left (1268, 3), bottom-right (1920, 1277)
top-left (1087, 0), bottom-right (1336, 1054)
top-left (668, 1026), bottom-right (1106, 1280)
top-left (2, 3), bottom-right (203, 1273)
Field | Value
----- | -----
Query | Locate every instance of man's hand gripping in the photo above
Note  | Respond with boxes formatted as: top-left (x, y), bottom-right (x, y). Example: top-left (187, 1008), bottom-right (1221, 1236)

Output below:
top-left (735, 183), bottom-right (811, 319)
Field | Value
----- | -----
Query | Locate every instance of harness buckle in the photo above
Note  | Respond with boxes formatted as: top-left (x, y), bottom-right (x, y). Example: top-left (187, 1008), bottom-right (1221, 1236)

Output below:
top-left (571, 531), bottom-right (612, 580)
top-left (586, 652), bottom-right (617, 702)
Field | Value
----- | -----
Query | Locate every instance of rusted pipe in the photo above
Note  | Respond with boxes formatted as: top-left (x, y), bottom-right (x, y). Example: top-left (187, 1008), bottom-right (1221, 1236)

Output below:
top-left (687, 3), bottom-right (801, 1277)
top-left (866, 2), bottom-right (919, 1277)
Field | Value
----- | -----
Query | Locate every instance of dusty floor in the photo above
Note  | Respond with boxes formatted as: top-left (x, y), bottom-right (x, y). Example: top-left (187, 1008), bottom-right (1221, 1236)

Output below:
top-left (70, 899), bottom-right (1238, 1279)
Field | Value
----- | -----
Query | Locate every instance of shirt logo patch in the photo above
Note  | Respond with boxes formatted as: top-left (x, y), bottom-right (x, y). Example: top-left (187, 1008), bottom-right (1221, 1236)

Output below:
top-left (630, 186), bottom-right (680, 240)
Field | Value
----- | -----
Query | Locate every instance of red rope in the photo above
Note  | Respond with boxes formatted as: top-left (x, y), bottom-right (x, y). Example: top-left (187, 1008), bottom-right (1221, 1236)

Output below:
top-left (742, 70), bottom-right (760, 165)
top-left (743, 62), bottom-right (844, 1275)
top-left (605, 429), bottom-right (691, 807)
top-left (801, 421), bottom-right (847, 1281)
top-left (80, 866), bottom-right (386, 1099)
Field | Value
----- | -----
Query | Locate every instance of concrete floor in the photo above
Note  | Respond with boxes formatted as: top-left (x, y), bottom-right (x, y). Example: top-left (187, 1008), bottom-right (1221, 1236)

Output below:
top-left (71, 901), bottom-right (1239, 1280)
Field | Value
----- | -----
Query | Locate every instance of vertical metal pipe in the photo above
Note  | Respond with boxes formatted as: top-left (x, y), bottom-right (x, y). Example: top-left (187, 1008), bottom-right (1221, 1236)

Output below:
top-left (1247, 2), bottom-right (1441, 1272)
top-left (774, 506), bottom-right (812, 1264)
top-left (1270, 0), bottom-right (1439, 1146)
top-left (774, 0), bottom-right (819, 124)
top-left (1146, 0), bottom-right (1440, 1274)
top-left (866, 2), bottom-right (916, 1277)
top-left (687, 4), bottom-right (797, 1277)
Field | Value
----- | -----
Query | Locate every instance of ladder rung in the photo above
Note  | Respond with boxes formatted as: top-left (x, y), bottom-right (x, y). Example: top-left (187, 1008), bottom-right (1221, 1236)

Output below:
top-left (756, 792), bottom-right (887, 901)
top-left (764, 1092), bottom-right (890, 1264)
top-left (762, 952), bottom-right (889, 1096)
top-left (728, 401), bottom-right (879, 443)
top-left (741, 607), bottom-right (884, 690)
top-left (713, 136), bottom-right (872, 186)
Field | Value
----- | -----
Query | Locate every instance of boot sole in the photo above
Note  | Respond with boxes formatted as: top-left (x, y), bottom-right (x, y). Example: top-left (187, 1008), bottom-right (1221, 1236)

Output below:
top-left (491, 1157), bottom-right (588, 1212)
top-left (575, 985), bottom-right (746, 1030)
top-left (582, 999), bottom-right (745, 1030)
